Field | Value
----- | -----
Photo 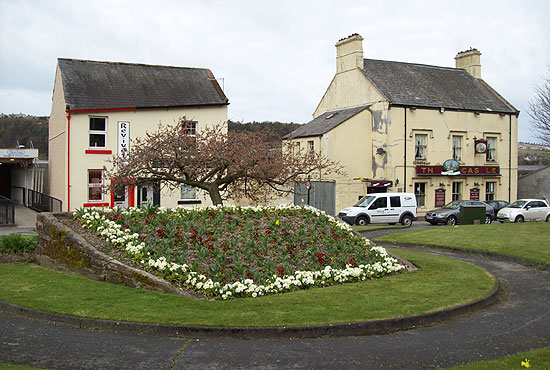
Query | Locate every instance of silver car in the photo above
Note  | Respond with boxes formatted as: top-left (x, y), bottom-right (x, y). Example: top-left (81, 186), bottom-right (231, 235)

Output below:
top-left (496, 199), bottom-right (550, 223)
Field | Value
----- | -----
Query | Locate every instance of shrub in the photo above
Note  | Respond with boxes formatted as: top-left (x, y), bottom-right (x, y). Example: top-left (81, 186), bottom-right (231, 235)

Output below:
top-left (0, 234), bottom-right (37, 254)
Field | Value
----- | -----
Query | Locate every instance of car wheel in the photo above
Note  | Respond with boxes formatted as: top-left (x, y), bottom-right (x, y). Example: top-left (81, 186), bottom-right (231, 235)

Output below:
top-left (515, 215), bottom-right (524, 223)
top-left (447, 215), bottom-right (457, 225)
top-left (546, 215), bottom-right (550, 222)
top-left (485, 215), bottom-right (492, 224)
top-left (401, 215), bottom-right (413, 227)
top-left (356, 216), bottom-right (369, 226)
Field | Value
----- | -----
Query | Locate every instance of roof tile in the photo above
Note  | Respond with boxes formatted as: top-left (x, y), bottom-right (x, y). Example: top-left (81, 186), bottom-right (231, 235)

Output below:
top-left (58, 58), bottom-right (228, 110)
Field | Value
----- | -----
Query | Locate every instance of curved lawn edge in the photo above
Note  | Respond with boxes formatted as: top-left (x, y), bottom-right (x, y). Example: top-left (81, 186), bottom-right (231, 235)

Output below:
top-left (0, 274), bottom-right (501, 340)
top-left (377, 241), bottom-right (550, 271)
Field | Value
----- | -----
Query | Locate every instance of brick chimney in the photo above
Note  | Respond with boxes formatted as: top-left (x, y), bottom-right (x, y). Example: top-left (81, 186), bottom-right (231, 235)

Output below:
top-left (335, 33), bottom-right (364, 73)
top-left (455, 48), bottom-right (481, 79)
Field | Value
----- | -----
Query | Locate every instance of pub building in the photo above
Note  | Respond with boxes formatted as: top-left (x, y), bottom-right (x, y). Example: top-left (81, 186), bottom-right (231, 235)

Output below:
top-left (287, 35), bottom-right (518, 216)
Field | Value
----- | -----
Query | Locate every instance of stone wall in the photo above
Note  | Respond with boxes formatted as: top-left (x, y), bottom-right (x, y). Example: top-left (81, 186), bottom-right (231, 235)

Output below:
top-left (35, 212), bottom-right (199, 299)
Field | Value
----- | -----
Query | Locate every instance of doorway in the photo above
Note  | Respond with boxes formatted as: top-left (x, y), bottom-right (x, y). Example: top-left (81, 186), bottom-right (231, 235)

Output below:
top-left (137, 181), bottom-right (160, 207)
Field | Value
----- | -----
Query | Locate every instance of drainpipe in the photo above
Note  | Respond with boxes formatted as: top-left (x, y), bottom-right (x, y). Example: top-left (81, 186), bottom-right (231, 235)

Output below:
top-left (404, 108), bottom-right (407, 190)
top-left (508, 114), bottom-right (512, 203)
top-left (66, 110), bottom-right (71, 211)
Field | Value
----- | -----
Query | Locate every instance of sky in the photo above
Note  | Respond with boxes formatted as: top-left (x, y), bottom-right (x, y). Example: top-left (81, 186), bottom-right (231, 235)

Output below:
top-left (0, 0), bottom-right (548, 143)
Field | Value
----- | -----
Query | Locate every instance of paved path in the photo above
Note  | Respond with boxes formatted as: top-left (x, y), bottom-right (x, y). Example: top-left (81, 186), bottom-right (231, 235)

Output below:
top-left (0, 204), bottom-right (37, 235)
top-left (1, 248), bottom-right (549, 370)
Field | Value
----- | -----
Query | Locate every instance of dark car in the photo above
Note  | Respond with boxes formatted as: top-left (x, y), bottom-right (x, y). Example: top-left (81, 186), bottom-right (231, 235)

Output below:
top-left (485, 200), bottom-right (510, 215)
top-left (425, 200), bottom-right (495, 225)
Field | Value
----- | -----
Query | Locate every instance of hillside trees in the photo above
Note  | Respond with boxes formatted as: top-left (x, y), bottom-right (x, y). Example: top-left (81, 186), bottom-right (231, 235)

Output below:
top-left (0, 115), bottom-right (49, 158)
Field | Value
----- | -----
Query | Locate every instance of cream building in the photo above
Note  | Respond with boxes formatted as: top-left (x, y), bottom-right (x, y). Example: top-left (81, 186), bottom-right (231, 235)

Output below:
top-left (288, 34), bottom-right (519, 216)
top-left (49, 59), bottom-right (228, 211)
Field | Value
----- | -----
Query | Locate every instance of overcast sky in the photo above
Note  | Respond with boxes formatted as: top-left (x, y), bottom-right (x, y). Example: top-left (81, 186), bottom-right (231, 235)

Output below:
top-left (1, 0), bottom-right (548, 143)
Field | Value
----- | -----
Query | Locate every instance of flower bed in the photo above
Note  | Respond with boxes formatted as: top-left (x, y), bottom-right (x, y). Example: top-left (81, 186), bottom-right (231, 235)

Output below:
top-left (75, 205), bottom-right (405, 299)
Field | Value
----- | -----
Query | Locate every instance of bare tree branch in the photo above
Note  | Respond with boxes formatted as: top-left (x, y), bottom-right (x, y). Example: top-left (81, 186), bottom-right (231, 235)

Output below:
top-left (104, 118), bottom-right (345, 205)
top-left (528, 65), bottom-right (550, 146)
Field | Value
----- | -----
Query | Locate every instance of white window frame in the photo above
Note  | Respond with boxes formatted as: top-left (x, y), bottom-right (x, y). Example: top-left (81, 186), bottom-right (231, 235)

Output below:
top-left (452, 135), bottom-right (462, 161)
top-left (486, 137), bottom-right (496, 162)
top-left (182, 120), bottom-right (197, 137)
top-left (452, 181), bottom-right (462, 201)
top-left (415, 134), bottom-right (427, 160)
top-left (89, 116), bottom-right (107, 148)
top-left (414, 182), bottom-right (426, 207)
top-left (181, 184), bottom-right (197, 200)
top-left (486, 182), bottom-right (495, 201)
top-left (307, 140), bottom-right (314, 154)
top-left (88, 169), bottom-right (104, 202)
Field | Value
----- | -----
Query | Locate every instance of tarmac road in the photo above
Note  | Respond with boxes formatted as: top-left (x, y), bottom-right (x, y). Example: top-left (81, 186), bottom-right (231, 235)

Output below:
top-left (1, 222), bottom-right (549, 369)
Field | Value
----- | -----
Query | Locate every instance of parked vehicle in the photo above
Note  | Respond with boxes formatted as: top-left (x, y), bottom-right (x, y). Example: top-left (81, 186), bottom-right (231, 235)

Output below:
top-left (485, 200), bottom-right (510, 215)
top-left (338, 193), bottom-right (418, 226)
top-left (425, 200), bottom-right (494, 225)
top-left (496, 199), bottom-right (550, 223)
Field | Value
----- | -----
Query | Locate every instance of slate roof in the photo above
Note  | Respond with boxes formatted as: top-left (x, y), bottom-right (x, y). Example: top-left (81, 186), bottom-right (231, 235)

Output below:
top-left (361, 59), bottom-right (517, 114)
top-left (58, 58), bottom-right (228, 111)
top-left (286, 105), bottom-right (371, 139)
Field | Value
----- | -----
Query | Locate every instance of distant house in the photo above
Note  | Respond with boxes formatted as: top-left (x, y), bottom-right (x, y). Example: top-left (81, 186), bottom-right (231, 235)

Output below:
top-left (287, 34), bottom-right (519, 215)
top-left (49, 58), bottom-right (228, 211)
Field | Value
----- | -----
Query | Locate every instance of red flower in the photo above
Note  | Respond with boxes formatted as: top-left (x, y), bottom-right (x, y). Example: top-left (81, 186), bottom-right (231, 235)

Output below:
top-left (265, 230), bottom-right (272, 234)
top-left (227, 216), bottom-right (233, 221)
top-left (276, 266), bottom-right (285, 278)
top-left (347, 258), bottom-right (357, 267)
top-left (156, 228), bottom-right (166, 238)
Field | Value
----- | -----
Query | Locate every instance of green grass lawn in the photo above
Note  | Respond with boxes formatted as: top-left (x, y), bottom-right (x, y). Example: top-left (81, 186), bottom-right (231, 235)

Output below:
top-left (375, 222), bottom-right (550, 264)
top-left (446, 347), bottom-right (550, 369)
top-left (352, 224), bottom-right (409, 232)
top-left (0, 248), bottom-right (496, 327)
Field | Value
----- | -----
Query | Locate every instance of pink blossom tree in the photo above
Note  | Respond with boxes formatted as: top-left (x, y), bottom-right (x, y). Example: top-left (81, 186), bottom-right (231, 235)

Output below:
top-left (105, 118), bottom-right (344, 205)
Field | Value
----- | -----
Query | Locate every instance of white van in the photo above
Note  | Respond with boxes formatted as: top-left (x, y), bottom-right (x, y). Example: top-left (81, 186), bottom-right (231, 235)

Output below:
top-left (338, 193), bottom-right (418, 226)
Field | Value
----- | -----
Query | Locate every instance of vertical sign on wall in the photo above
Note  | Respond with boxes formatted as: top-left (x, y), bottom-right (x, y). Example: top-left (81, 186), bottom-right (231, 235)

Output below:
top-left (470, 188), bottom-right (480, 200)
top-left (435, 188), bottom-right (446, 207)
top-left (118, 121), bottom-right (130, 158)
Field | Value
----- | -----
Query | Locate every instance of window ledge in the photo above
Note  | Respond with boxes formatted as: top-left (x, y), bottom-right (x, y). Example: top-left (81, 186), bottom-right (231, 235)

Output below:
top-left (85, 149), bottom-right (112, 154)
top-left (83, 202), bottom-right (110, 207)
top-left (178, 199), bottom-right (201, 205)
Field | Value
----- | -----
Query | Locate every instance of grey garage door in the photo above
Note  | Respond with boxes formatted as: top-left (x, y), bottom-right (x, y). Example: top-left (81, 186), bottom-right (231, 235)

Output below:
top-left (294, 181), bottom-right (335, 215)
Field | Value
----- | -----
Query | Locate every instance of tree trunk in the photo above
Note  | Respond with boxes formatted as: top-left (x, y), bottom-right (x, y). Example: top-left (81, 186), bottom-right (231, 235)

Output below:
top-left (208, 185), bottom-right (224, 206)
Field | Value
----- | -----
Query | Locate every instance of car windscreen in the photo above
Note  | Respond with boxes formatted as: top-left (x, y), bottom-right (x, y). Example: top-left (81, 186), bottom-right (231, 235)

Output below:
top-left (354, 195), bottom-right (375, 207)
top-left (442, 200), bottom-right (462, 209)
top-left (508, 200), bottom-right (527, 208)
